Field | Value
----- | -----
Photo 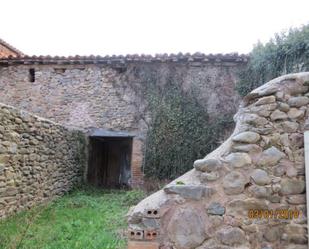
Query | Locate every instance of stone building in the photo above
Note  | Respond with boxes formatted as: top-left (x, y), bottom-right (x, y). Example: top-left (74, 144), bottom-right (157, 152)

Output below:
top-left (0, 39), bottom-right (248, 189)
top-left (0, 38), bottom-right (23, 58)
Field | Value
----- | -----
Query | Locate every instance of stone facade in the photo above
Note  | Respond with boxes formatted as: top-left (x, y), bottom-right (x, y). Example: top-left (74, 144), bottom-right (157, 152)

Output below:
top-left (0, 102), bottom-right (87, 218)
top-left (127, 72), bottom-right (309, 249)
top-left (0, 54), bottom-right (247, 185)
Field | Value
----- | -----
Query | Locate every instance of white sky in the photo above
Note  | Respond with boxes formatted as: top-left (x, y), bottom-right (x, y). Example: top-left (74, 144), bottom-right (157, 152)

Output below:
top-left (1, 0), bottom-right (309, 56)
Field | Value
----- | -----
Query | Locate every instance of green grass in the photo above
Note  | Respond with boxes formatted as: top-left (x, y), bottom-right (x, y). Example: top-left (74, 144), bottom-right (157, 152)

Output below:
top-left (0, 186), bottom-right (147, 249)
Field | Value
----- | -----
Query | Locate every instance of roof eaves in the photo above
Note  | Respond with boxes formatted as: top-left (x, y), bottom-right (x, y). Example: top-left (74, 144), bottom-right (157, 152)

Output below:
top-left (0, 52), bottom-right (249, 66)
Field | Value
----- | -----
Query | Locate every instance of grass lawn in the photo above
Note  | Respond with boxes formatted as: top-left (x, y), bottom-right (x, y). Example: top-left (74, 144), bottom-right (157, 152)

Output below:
top-left (0, 187), bottom-right (146, 249)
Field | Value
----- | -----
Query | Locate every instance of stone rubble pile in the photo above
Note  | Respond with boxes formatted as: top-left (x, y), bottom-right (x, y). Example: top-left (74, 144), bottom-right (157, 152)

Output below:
top-left (127, 72), bottom-right (309, 249)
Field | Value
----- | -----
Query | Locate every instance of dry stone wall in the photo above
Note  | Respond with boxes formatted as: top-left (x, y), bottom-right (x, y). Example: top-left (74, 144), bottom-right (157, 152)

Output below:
top-left (127, 72), bottom-right (309, 249)
top-left (0, 62), bottom-right (242, 131)
top-left (0, 103), bottom-right (86, 218)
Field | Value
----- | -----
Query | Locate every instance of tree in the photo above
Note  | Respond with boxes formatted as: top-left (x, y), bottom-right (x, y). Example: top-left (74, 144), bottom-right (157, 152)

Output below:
top-left (236, 24), bottom-right (309, 96)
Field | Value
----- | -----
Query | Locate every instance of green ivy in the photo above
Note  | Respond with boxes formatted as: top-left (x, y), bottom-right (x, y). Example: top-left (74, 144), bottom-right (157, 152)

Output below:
top-left (71, 131), bottom-right (87, 167)
top-left (236, 24), bottom-right (309, 96)
top-left (143, 75), bottom-right (234, 180)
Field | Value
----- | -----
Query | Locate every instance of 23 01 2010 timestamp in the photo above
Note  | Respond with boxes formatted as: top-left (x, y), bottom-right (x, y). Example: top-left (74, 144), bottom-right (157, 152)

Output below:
top-left (248, 209), bottom-right (300, 219)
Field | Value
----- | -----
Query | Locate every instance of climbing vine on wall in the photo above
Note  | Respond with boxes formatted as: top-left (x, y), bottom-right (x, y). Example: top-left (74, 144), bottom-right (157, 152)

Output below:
top-left (71, 131), bottom-right (87, 167)
top-left (236, 24), bottom-right (309, 96)
top-left (139, 70), bottom-right (234, 180)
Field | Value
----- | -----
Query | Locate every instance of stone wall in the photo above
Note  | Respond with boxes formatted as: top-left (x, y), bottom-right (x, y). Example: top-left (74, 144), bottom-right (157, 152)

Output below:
top-left (127, 72), bottom-right (309, 249)
top-left (0, 103), bottom-right (87, 219)
top-left (0, 58), bottom-right (246, 184)
top-left (0, 62), bottom-right (243, 129)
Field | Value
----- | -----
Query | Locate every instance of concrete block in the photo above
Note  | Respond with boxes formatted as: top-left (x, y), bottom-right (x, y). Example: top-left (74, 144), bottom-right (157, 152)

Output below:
top-left (128, 229), bottom-right (144, 240)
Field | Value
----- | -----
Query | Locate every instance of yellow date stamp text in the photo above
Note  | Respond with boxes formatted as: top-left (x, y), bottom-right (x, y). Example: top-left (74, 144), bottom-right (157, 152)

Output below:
top-left (248, 209), bottom-right (300, 219)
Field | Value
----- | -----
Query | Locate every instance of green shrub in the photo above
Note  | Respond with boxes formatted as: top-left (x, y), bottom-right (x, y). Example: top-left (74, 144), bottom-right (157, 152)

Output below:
top-left (120, 190), bottom-right (147, 206)
top-left (236, 24), bottom-right (309, 96)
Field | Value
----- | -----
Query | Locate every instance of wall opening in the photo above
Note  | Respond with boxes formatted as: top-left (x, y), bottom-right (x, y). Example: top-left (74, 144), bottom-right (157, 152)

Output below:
top-left (29, 68), bottom-right (35, 82)
top-left (87, 136), bottom-right (133, 188)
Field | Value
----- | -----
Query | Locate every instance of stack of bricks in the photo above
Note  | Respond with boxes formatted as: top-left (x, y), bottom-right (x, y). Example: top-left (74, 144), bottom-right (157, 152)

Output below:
top-left (128, 208), bottom-right (160, 249)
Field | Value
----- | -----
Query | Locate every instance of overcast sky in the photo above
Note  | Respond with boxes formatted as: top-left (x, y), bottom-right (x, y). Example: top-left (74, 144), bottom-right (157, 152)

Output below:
top-left (1, 0), bottom-right (309, 56)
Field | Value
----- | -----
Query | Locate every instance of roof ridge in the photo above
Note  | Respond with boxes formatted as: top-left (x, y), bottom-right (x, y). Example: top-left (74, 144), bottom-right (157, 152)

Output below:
top-left (0, 52), bottom-right (249, 65)
top-left (0, 38), bottom-right (24, 57)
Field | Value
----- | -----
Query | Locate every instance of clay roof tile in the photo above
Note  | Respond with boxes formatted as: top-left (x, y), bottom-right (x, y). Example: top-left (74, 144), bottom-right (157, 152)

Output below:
top-left (0, 52), bottom-right (249, 65)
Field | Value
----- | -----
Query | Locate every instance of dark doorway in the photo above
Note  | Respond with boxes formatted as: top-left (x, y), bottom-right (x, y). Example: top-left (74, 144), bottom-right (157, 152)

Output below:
top-left (87, 130), bottom-right (133, 188)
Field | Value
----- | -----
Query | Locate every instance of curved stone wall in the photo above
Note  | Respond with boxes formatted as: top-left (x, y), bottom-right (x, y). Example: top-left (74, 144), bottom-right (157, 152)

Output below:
top-left (127, 73), bottom-right (309, 249)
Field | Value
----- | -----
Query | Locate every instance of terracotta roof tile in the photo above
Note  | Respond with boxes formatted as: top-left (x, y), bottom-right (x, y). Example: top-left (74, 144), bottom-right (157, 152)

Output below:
top-left (0, 38), bottom-right (24, 57)
top-left (0, 52), bottom-right (249, 66)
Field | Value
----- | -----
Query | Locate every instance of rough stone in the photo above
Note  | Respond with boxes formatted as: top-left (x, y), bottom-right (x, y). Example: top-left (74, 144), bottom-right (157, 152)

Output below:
top-left (270, 110), bottom-right (288, 121)
top-left (287, 108), bottom-right (305, 119)
top-left (241, 224), bottom-right (258, 233)
top-left (248, 84), bottom-right (278, 98)
top-left (209, 215), bottom-right (224, 227)
top-left (280, 133), bottom-right (290, 147)
top-left (207, 202), bottom-right (225, 215)
top-left (164, 185), bottom-right (214, 200)
top-left (264, 226), bottom-right (282, 242)
top-left (255, 96), bottom-right (276, 105)
top-left (271, 183), bottom-right (281, 193)
top-left (216, 226), bottom-right (246, 246)
top-left (280, 121), bottom-right (299, 133)
top-left (141, 218), bottom-right (160, 229)
top-left (289, 133), bottom-right (304, 149)
top-left (225, 152), bottom-right (252, 168)
top-left (167, 206), bottom-right (207, 249)
top-left (194, 158), bottom-right (221, 172)
top-left (242, 113), bottom-right (268, 127)
top-left (223, 172), bottom-right (247, 195)
top-left (248, 185), bottom-right (271, 198)
top-left (286, 195), bottom-right (306, 205)
top-left (0, 155), bottom-right (9, 164)
top-left (286, 165), bottom-right (298, 177)
top-left (280, 179), bottom-right (305, 195)
top-left (232, 144), bottom-right (262, 154)
top-left (284, 224), bottom-right (307, 244)
top-left (284, 245), bottom-right (307, 249)
top-left (250, 103), bottom-right (277, 117)
top-left (288, 96), bottom-right (309, 107)
top-left (232, 131), bottom-right (260, 143)
top-left (257, 146), bottom-right (285, 166)
top-left (278, 102), bottom-right (290, 112)
top-left (275, 91), bottom-right (285, 100)
top-left (196, 239), bottom-right (230, 249)
top-left (200, 171), bottom-right (220, 181)
top-left (0, 164), bottom-right (4, 174)
top-left (226, 198), bottom-right (269, 217)
top-left (250, 169), bottom-right (270, 185)
top-left (251, 127), bottom-right (274, 135)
